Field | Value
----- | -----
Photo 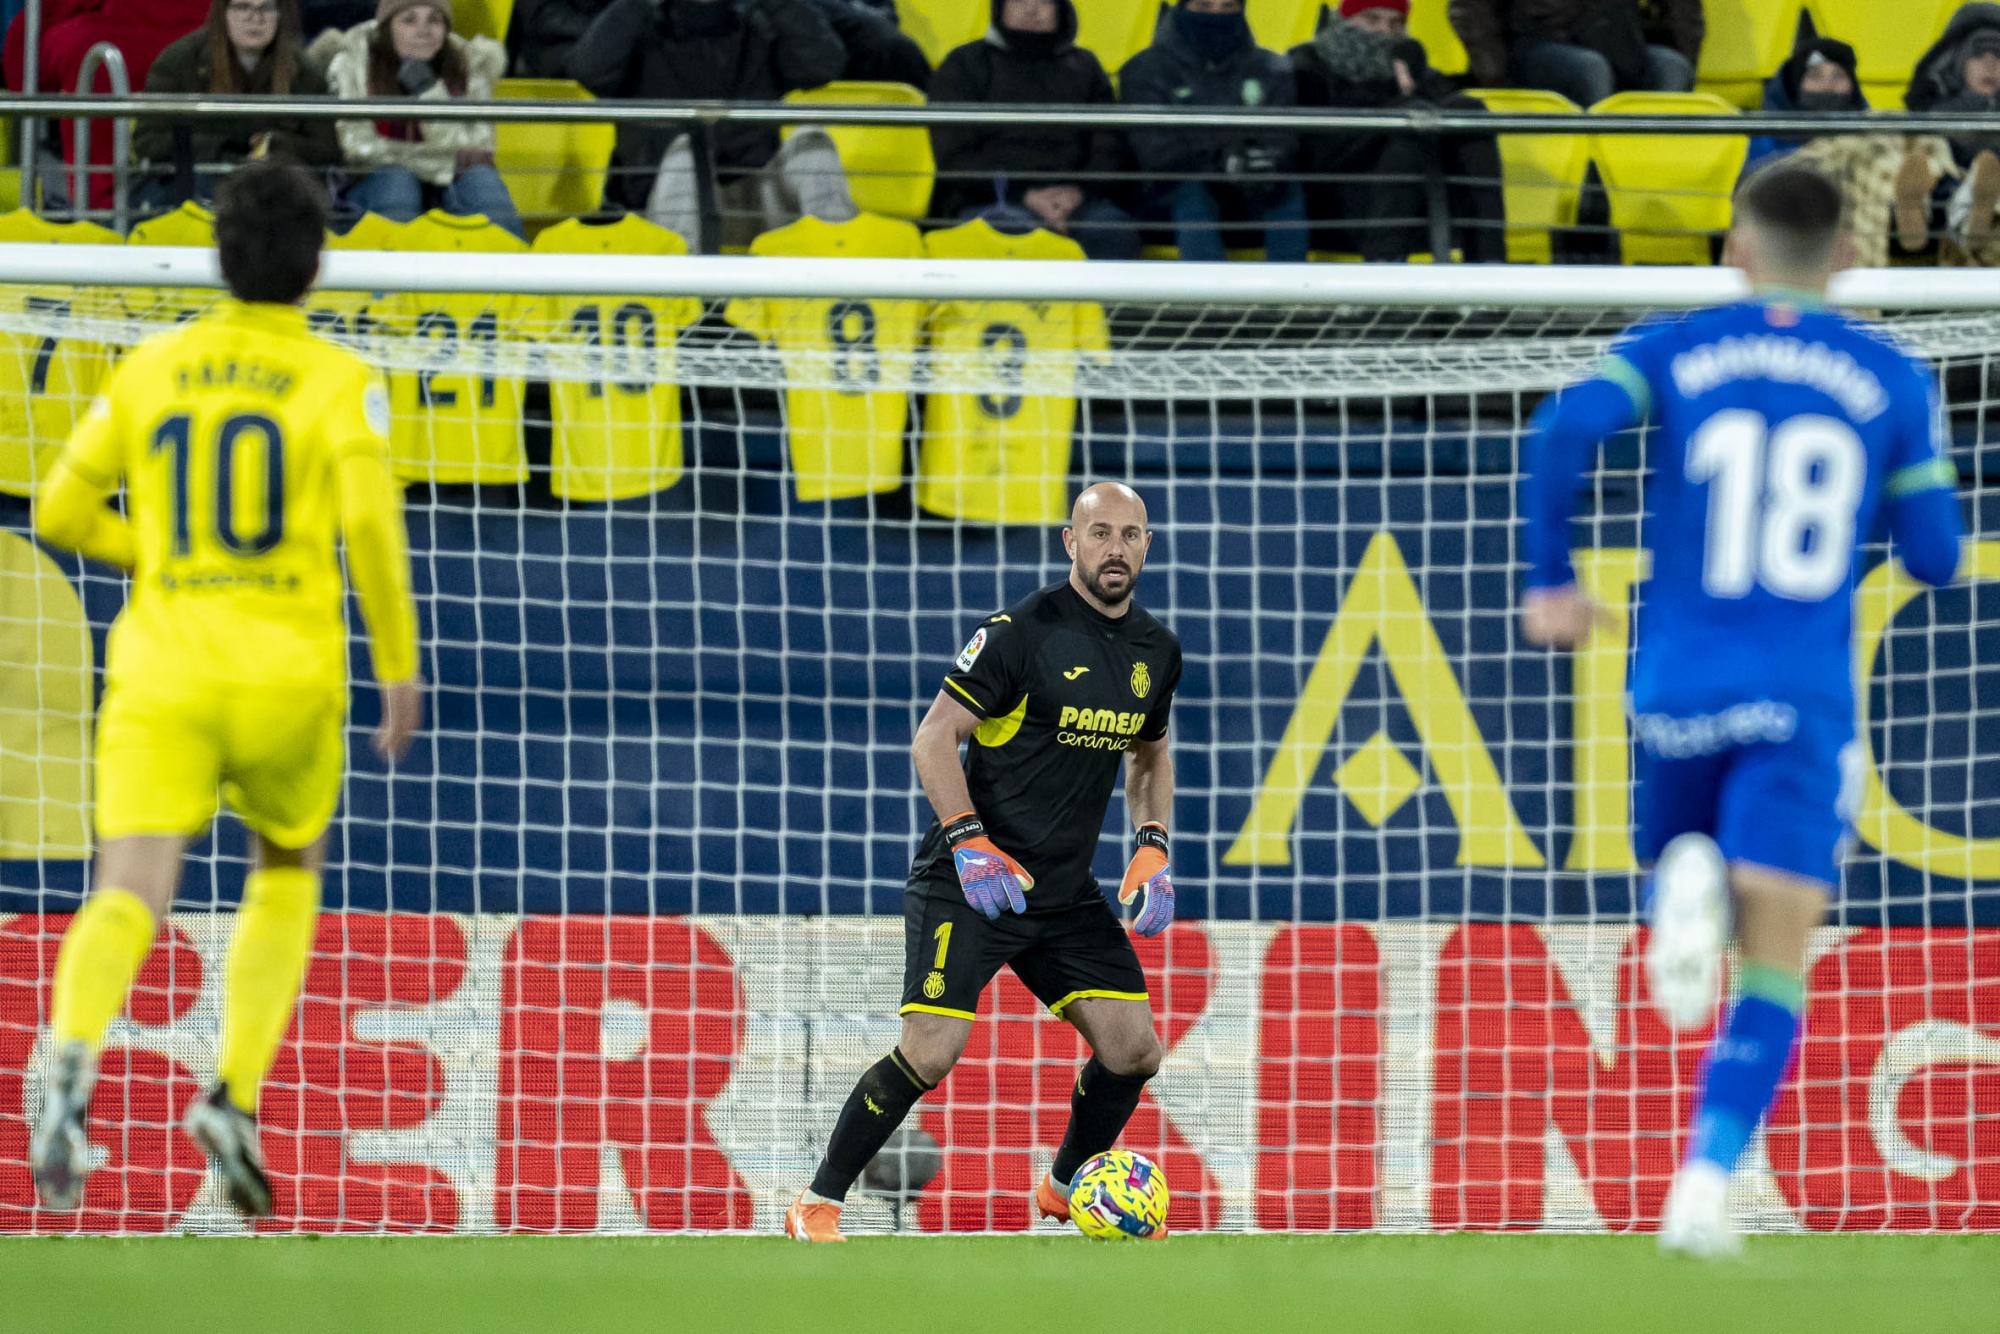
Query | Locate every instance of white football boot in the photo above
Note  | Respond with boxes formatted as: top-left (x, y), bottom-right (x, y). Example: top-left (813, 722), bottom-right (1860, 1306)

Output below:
top-left (30, 1039), bottom-right (97, 1211)
top-left (1659, 1161), bottom-right (1742, 1258)
top-left (1645, 833), bottom-right (1730, 1030)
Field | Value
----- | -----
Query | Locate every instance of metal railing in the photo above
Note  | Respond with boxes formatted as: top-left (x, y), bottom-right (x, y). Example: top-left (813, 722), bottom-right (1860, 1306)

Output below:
top-left (1, 93), bottom-right (1998, 138)
top-left (17, 0), bottom-right (42, 210)
top-left (11, 90), bottom-right (2000, 259)
top-left (70, 43), bottom-right (132, 234)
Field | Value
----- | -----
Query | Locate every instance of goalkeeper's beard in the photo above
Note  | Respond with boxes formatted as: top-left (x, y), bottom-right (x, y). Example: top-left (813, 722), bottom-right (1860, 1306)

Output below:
top-left (1080, 560), bottom-right (1137, 608)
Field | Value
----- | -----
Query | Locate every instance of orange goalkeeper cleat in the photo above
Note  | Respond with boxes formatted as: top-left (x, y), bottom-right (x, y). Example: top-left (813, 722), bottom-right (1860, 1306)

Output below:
top-left (1034, 1176), bottom-right (1071, 1224)
top-left (784, 1193), bottom-right (846, 1243)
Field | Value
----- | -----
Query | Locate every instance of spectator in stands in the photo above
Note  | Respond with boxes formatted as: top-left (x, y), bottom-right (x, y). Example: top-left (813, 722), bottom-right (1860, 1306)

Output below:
top-left (3, 0), bottom-right (211, 213)
top-left (1448, 0), bottom-right (1701, 107)
top-left (930, 0), bottom-right (1135, 260)
top-left (1742, 37), bottom-right (1866, 176)
top-left (803, 0), bottom-right (931, 89)
top-left (134, 0), bottom-right (341, 212)
top-left (1121, 0), bottom-right (1306, 263)
top-left (1292, 0), bottom-right (1505, 261)
top-left (522, 0), bottom-right (922, 85)
top-left (511, 0), bottom-right (608, 79)
top-left (1742, 37), bottom-right (1952, 269)
top-left (302, 0), bottom-right (372, 39)
top-left (1907, 4), bottom-right (2000, 265)
top-left (314, 0), bottom-right (521, 236)
top-left (569, 0), bottom-right (852, 250)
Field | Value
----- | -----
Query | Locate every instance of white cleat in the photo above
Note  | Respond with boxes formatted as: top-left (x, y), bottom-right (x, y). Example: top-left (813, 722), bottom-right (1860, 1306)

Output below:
top-left (1659, 1161), bottom-right (1742, 1259)
top-left (30, 1039), bottom-right (97, 1211)
top-left (1645, 833), bottom-right (1729, 1030)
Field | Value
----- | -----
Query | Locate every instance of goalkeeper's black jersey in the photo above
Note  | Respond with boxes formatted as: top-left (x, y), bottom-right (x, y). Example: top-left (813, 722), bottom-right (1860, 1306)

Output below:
top-left (908, 580), bottom-right (1182, 913)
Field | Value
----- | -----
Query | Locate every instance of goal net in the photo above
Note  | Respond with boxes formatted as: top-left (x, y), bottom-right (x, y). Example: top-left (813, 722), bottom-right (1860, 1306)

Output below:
top-left (0, 248), bottom-right (1994, 1236)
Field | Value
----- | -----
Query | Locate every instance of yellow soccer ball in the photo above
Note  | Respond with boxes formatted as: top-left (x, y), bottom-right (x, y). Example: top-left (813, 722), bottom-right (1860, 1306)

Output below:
top-left (1068, 1150), bottom-right (1169, 1240)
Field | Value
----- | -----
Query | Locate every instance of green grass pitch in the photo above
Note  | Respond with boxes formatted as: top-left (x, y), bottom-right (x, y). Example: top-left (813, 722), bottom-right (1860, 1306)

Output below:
top-left (2, 1235), bottom-right (1993, 1333)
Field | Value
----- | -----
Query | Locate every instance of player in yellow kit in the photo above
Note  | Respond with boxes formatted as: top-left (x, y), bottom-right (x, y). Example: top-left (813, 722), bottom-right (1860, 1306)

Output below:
top-left (29, 164), bottom-right (423, 1218)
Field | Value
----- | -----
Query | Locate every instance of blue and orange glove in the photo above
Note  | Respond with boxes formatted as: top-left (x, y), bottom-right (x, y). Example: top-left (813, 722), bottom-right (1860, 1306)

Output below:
top-left (1119, 823), bottom-right (1175, 937)
top-left (945, 811), bottom-right (1033, 919)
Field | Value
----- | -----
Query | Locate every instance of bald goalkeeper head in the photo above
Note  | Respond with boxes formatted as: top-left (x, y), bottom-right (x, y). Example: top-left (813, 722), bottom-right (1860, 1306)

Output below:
top-left (1063, 482), bottom-right (1154, 617)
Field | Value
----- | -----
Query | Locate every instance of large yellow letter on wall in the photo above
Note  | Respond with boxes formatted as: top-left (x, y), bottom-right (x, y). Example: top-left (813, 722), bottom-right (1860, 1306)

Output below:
top-left (0, 531), bottom-right (92, 857)
top-left (1851, 541), bottom-right (2000, 880)
top-left (1566, 548), bottom-right (1646, 871)
top-left (1224, 532), bottom-right (1542, 868)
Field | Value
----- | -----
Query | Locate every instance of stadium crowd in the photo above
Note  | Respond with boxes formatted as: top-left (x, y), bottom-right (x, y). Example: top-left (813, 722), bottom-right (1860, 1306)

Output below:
top-left (2, 0), bottom-right (1999, 264)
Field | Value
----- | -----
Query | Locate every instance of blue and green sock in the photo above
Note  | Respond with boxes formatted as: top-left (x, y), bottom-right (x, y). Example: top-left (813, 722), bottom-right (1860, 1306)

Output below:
top-left (1685, 963), bottom-right (1806, 1173)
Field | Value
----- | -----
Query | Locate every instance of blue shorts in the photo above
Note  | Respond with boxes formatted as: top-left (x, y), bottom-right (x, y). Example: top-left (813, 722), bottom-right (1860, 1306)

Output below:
top-left (1629, 701), bottom-right (1860, 890)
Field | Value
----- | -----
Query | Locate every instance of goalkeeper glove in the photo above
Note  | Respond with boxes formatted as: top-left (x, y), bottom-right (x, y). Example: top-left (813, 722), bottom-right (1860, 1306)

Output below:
top-left (944, 812), bottom-right (1033, 919)
top-left (1119, 823), bottom-right (1175, 938)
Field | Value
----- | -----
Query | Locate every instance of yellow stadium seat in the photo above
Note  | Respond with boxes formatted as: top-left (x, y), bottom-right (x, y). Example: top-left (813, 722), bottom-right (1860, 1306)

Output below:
top-left (1409, 0), bottom-right (1468, 77)
top-left (1804, 0), bottom-right (1957, 90)
top-left (1078, 0), bottom-right (1162, 75)
top-left (493, 79), bottom-right (616, 225)
top-left (784, 82), bottom-right (937, 221)
top-left (1590, 91), bottom-right (1747, 265)
top-left (894, 0), bottom-right (987, 66)
top-left (1249, 0), bottom-right (1323, 52)
top-left (1465, 88), bottom-right (1590, 265)
top-left (1696, 0), bottom-right (1804, 108)
top-left (455, 0), bottom-right (514, 43)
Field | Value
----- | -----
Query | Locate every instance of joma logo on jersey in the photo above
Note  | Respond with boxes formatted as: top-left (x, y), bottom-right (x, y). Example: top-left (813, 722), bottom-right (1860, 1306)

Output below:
top-left (1057, 706), bottom-right (1149, 750)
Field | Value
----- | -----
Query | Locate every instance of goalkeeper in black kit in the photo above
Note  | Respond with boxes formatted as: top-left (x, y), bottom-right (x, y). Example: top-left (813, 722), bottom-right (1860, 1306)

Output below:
top-left (786, 482), bottom-right (1184, 1242)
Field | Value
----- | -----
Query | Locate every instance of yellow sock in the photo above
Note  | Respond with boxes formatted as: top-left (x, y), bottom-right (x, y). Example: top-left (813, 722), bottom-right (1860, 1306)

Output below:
top-left (50, 887), bottom-right (158, 1049)
top-left (217, 867), bottom-right (320, 1114)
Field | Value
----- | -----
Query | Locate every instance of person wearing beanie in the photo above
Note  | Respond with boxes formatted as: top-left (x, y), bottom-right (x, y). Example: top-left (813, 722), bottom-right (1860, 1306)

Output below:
top-left (310, 0), bottom-right (521, 235)
top-left (1292, 0), bottom-right (1504, 262)
top-left (567, 0), bottom-right (853, 247)
top-left (927, 0), bottom-right (1136, 259)
top-left (1741, 38), bottom-right (1864, 176)
top-left (1732, 32), bottom-right (1951, 272)
top-left (1446, 0), bottom-right (1701, 107)
top-left (1906, 5), bottom-right (2000, 263)
top-left (1119, 0), bottom-right (1308, 263)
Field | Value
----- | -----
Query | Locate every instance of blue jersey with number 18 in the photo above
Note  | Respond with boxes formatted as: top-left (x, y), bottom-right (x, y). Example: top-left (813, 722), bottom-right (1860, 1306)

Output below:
top-left (1524, 296), bottom-right (1965, 722)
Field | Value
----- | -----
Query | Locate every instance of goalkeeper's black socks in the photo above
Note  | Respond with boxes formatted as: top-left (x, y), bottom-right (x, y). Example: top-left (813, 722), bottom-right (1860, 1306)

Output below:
top-left (1050, 1057), bottom-right (1153, 1187)
top-left (807, 1048), bottom-right (934, 1202)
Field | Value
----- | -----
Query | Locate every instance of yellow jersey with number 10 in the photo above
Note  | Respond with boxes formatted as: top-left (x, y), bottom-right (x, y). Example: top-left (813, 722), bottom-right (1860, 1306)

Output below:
top-left (50, 301), bottom-right (414, 691)
top-left (534, 215), bottom-right (703, 501)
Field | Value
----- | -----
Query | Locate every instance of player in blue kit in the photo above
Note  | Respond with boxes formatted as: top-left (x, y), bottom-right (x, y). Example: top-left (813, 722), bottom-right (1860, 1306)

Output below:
top-left (1518, 162), bottom-right (1964, 1257)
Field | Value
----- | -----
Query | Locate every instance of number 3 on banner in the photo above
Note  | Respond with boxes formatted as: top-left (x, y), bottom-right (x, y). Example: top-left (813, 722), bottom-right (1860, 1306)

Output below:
top-left (1685, 410), bottom-right (1864, 601)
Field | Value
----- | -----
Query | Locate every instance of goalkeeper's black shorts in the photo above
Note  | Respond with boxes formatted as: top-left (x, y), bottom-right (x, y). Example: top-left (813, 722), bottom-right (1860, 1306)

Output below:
top-left (898, 889), bottom-right (1148, 1022)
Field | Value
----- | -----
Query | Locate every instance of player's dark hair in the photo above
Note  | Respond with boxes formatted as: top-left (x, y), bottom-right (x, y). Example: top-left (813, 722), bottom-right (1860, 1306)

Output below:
top-left (1734, 160), bottom-right (1848, 273)
top-left (214, 162), bottom-right (326, 305)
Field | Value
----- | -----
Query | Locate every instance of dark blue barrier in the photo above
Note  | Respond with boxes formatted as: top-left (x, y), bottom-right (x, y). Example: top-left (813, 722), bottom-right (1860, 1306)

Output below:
top-left (4, 423), bottom-right (1995, 926)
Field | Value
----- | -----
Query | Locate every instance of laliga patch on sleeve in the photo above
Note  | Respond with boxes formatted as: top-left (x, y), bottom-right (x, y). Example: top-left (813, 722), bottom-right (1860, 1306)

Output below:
top-left (955, 627), bottom-right (987, 673)
top-left (363, 382), bottom-right (392, 439)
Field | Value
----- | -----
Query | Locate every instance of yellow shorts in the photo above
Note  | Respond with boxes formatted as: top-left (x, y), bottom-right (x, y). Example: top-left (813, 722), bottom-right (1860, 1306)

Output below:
top-left (94, 678), bottom-right (346, 850)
